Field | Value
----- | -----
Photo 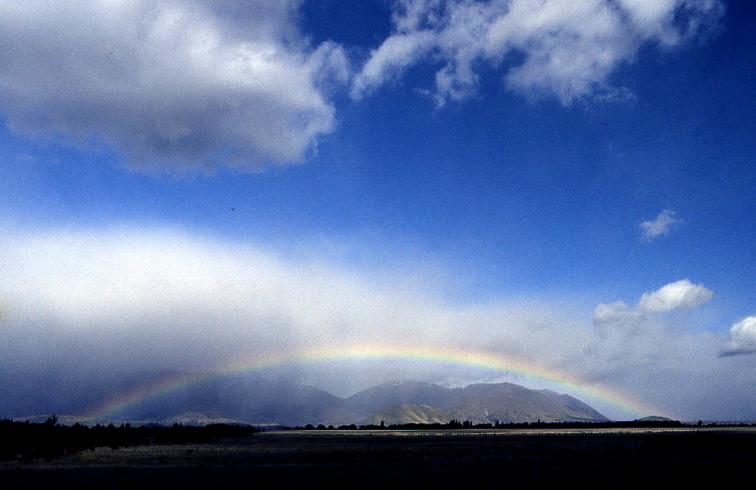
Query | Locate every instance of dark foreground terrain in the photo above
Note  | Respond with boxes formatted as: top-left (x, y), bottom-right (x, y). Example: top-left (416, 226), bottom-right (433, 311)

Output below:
top-left (2, 427), bottom-right (755, 489)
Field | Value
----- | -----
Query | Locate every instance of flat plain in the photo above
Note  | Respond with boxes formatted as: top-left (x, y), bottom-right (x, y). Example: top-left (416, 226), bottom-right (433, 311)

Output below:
top-left (2, 427), bottom-right (754, 489)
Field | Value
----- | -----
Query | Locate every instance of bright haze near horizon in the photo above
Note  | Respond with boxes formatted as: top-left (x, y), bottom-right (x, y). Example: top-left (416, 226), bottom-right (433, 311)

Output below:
top-left (0, 0), bottom-right (754, 422)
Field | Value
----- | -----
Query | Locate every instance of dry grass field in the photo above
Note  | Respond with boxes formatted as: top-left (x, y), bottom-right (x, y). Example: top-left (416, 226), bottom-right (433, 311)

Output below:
top-left (2, 427), bottom-right (754, 489)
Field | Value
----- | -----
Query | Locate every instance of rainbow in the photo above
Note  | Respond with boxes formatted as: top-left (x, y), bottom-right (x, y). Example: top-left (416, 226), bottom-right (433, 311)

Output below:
top-left (88, 343), bottom-right (668, 421)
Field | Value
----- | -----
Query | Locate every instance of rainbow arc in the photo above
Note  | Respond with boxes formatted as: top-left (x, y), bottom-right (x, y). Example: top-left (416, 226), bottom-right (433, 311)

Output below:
top-left (89, 343), bottom-right (666, 420)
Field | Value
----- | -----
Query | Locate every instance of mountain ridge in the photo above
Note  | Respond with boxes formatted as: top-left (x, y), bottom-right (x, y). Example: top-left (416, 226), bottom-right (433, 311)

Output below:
top-left (64, 377), bottom-right (609, 426)
top-left (348, 380), bottom-right (608, 425)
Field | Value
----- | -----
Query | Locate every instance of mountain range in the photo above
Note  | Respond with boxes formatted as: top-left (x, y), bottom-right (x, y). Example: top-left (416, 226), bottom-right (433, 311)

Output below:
top-left (89, 376), bottom-right (608, 426)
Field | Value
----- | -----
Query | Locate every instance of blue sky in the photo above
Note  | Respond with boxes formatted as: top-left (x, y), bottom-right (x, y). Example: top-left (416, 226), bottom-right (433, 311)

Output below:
top-left (0, 0), bottom-right (754, 421)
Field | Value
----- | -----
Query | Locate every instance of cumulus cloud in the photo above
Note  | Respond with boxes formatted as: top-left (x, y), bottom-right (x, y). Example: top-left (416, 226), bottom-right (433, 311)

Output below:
top-left (594, 279), bottom-right (713, 323)
top-left (0, 0), bottom-right (349, 173)
top-left (721, 316), bottom-right (756, 356)
top-left (352, 0), bottom-right (724, 106)
top-left (638, 279), bottom-right (713, 313)
top-left (0, 1), bottom-right (725, 172)
top-left (639, 209), bottom-right (681, 241)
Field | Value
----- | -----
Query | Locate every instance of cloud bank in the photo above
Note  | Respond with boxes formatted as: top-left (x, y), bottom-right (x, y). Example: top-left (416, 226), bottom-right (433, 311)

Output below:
top-left (0, 226), bottom-right (751, 420)
top-left (0, 0), bottom-right (349, 173)
top-left (352, 0), bottom-right (724, 106)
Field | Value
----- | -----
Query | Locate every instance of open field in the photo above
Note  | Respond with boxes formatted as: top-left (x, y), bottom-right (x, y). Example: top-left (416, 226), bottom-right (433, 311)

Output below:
top-left (2, 427), bottom-right (755, 489)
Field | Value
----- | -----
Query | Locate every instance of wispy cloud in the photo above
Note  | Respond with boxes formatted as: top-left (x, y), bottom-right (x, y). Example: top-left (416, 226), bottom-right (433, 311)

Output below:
top-left (639, 209), bottom-right (681, 241)
top-left (352, 0), bottom-right (724, 106)
top-left (721, 316), bottom-right (756, 357)
top-left (593, 279), bottom-right (713, 323)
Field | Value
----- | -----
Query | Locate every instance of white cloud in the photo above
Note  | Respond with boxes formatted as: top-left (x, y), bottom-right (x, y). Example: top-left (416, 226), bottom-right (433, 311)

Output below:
top-left (0, 226), bottom-right (610, 411)
top-left (0, 226), bottom-right (748, 420)
top-left (352, 0), bottom-right (724, 106)
top-left (0, 226), bottom-right (753, 419)
top-left (0, 1), bottom-right (725, 171)
top-left (594, 279), bottom-right (713, 323)
top-left (721, 316), bottom-right (756, 356)
top-left (351, 30), bottom-right (437, 100)
top-left (0, 226), bottom-right (470, 370)
top-left (638, 279), bottom-right (713, 313)
top-left (639, 209), bottom-right (681, 241)
top-left (592, 300), bottom-right (633, 323)
top-left (0, 0), bottom-right (349, 173)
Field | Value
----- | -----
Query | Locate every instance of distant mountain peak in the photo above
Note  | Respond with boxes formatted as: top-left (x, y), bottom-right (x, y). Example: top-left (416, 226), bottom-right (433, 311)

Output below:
top-left (52, 373), bottom-right (608, 426)
top-left (347, 380), bottom-right (607, 425)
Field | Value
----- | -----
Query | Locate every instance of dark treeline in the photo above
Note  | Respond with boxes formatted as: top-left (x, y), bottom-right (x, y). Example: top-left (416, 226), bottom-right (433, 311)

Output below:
top-left (5, 417), bottom-right (754, 463)
top-left (0, 417), bottom-right (258, 462)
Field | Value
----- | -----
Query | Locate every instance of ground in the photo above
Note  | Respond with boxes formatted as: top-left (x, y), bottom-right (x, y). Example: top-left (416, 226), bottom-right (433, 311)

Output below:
top-left (1, 427), bottom-right (753, 488)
